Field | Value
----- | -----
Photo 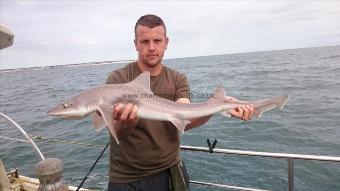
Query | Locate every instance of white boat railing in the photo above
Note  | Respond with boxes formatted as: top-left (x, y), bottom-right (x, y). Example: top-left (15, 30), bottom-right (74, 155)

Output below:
top-left (1, 132), bottom-right (340, 191)
top-left (180, 145), bottom-right (340, 191)
top-left (0, 112), bottom-right (45, 160)
top-left (2, 112), bottom-right (340, 191)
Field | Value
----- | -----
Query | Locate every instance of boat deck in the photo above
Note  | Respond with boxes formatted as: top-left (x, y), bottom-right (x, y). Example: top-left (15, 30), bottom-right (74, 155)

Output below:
top-left (8, 173), bottom-right (97, 191)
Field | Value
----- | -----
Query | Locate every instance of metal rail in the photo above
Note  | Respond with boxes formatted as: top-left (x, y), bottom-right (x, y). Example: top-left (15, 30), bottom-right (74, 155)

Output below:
top-left (180, 145), bottom-right (340, 191)
top-left (1, 132), bottom-right (340, 190)
top-left (0, 112), bottom-right (45, 160)
top-left (189, 180), bottom-right (269, 191)
top-left (180, 146), bottom-right (340, 162)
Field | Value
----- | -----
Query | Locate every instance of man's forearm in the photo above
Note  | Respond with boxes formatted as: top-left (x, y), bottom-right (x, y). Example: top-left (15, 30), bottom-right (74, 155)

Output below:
top-left (185, 115), bottom-right (212, 131)
top-left (176, 97), bottom-right (212, 131)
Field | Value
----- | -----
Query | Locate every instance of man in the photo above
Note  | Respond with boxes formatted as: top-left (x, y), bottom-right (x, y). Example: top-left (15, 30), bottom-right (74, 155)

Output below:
top-left (106, 14), bottom-right (254, 191)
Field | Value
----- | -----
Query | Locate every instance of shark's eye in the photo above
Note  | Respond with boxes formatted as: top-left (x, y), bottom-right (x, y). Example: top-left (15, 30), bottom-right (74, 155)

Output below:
top-left (62, 102), bottom-right (73, 108)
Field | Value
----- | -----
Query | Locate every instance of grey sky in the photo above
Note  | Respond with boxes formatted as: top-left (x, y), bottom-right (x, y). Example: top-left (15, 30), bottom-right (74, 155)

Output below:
top-left (0, 1), bottom-right (339, 69)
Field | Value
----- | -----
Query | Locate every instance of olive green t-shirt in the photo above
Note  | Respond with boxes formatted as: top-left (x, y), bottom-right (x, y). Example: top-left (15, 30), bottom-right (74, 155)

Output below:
top-left (106, 62), bottom-right (190, 183)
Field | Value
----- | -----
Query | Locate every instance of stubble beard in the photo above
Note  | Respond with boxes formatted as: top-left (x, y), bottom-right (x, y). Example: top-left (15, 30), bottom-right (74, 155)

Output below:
top-left (142, 57), bottom-right (162, 68)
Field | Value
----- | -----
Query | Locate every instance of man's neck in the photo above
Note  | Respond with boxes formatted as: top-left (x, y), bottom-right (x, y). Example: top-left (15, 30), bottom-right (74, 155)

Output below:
top-left (137, 61), bottom-right (163, 76)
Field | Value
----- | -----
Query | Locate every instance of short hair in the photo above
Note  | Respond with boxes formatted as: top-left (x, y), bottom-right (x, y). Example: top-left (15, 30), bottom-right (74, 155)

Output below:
top-left (134, 14), bottom-right (167, 37)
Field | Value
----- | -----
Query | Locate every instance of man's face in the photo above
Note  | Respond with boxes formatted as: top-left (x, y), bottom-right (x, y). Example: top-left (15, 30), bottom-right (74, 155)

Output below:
top-left (134, 25), bottom-right (168, 67)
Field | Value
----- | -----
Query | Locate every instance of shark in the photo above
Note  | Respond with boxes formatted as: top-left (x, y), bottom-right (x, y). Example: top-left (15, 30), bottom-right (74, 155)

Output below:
top-left (48, 71), bottom-right (289, 144)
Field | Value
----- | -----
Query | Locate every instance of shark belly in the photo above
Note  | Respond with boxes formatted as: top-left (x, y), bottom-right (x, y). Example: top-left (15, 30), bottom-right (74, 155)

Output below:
top-left (137, 107), bottom-right (173, 121)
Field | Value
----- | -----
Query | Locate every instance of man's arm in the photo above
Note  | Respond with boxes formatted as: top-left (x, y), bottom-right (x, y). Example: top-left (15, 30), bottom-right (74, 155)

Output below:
top-left (176, 97), bottom-right (255, 131)
top-left (176, 98), bottom-right (212, 131)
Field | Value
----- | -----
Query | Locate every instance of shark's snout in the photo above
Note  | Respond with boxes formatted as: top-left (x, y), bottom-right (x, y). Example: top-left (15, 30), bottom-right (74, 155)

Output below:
top-left (47, 106), bottom-right (64, 116)
top-left (47, 102), bottom-right (88, 119)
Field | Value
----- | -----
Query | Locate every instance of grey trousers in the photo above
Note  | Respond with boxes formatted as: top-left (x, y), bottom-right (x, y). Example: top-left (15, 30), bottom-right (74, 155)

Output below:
top-left (108, 169), bottom-right (170, 191)
top-left (108, 162), bottom-right (189, 191)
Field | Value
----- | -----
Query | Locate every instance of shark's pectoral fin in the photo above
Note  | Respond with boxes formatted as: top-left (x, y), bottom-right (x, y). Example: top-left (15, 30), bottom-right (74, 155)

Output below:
top-left (91, 112), bottom-right (106, 132)
top-left (168, 118), bottom-right (190, 133)
top-left (97, 105), bottom-right (119, 144)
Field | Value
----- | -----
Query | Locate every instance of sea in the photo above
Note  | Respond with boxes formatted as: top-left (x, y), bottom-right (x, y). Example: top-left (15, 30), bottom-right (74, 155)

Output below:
top-left (0, 45), bottom-right (340, 191)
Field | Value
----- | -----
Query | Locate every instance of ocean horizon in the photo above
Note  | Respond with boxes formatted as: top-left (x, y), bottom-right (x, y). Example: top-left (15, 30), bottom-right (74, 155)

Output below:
top-left (1, 45), bottom-right (338, 72)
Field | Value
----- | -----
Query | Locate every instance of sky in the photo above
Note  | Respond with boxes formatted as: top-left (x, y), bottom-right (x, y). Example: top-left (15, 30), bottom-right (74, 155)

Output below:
top-left (0, 0), bottom-right (339, 69)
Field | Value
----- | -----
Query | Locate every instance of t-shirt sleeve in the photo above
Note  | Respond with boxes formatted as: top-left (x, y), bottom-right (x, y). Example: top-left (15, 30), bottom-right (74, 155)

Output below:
top-left (106, 70), bottom-right (125, 84)
top-left (175, 74), bottom-right (190, 101)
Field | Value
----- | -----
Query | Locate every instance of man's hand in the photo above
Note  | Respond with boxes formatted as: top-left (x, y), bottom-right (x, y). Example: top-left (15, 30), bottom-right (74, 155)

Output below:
top-left (113, 103), bottom-right (139, 138)
top-left (226, 96), bottom-right (254, 121)
top-left (113, 103), bottom-right (139, 124)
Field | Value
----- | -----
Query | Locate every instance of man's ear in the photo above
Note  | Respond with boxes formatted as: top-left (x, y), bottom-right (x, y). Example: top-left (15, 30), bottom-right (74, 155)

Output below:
top-left (134, 38), bottom-right (138, 51)
top-left (165, 37), bottom-right (169, 50)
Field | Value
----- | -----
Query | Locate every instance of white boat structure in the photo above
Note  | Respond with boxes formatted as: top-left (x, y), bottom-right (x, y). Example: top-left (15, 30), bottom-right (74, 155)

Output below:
top-left (0, 25), bottom-right (14, 50)
top-left (0, 112), bottom-right (98, 191)
top-left (1, 167), bottom-right (95, 191)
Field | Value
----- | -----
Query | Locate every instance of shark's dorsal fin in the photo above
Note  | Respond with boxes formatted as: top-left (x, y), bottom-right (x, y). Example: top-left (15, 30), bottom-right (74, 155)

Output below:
top-left (213, 86), bottom-right (226, 101)
top-left (208, 86), bottom-right (226, 103)
top-left (129, 71), bottom-right (151, 91)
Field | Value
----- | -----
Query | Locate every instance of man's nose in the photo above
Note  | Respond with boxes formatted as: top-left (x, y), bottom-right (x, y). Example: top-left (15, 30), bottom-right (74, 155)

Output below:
top-left (148, 42), bottom-right (155, 51)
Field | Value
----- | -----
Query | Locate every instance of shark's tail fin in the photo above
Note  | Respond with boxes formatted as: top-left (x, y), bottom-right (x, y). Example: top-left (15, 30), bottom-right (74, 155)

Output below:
top-left (250, 95), bottom-right (289, 118)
